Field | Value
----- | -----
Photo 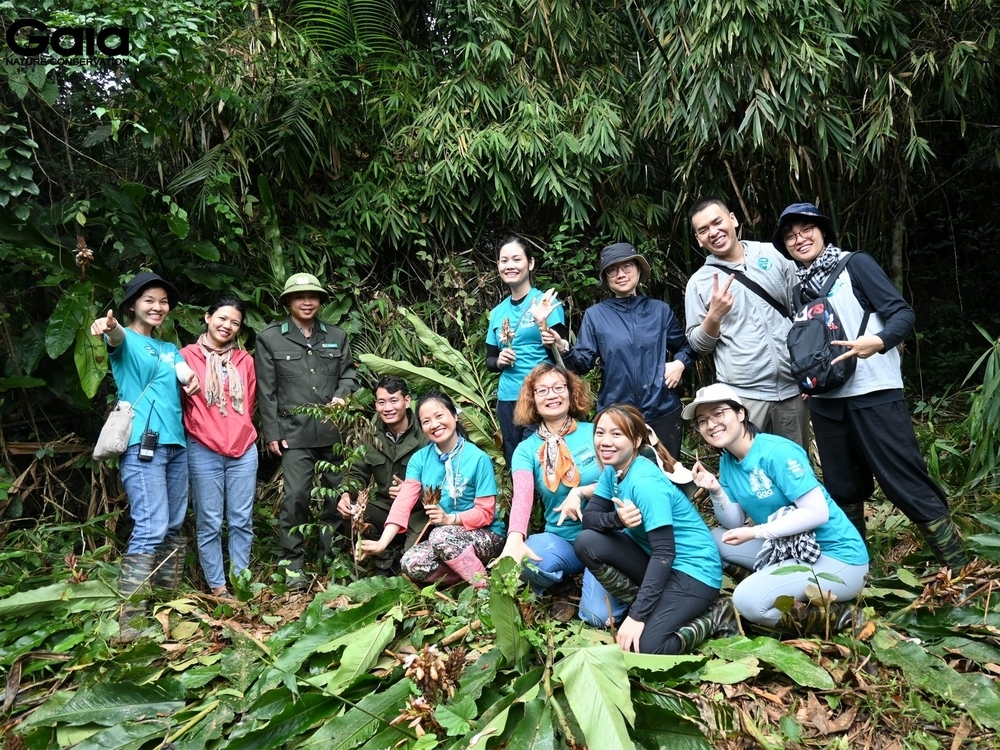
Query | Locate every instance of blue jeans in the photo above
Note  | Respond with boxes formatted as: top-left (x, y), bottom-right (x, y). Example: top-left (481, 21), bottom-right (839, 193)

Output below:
top-left (120, 443), bottom-right (189, 555)
top-left (521, 532), bottom-right (628, 627)
top-left (188, 441), bottom-right (257, 589)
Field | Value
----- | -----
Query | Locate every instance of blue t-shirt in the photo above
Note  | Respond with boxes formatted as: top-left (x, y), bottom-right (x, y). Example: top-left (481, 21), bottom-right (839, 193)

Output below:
top-left (107, 328), bottom-right (186, 447)
top-left (405, 439), bottom-right (505, 537)
top-left (595, 456), bottom-right (722, 589)
top-left (511, 422), bottom-right (601, 541)
top-left (719, 433), bottom-right (869, 566)
top-left (486, 288), bottom-right (566, 401)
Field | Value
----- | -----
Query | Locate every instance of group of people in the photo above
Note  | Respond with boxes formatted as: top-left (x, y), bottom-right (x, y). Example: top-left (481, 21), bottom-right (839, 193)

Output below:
top-left (93, 197), bottom-right (968, 652)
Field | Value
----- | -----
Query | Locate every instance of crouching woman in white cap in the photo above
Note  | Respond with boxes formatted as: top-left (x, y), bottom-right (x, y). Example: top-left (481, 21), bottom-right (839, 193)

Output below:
top-left (685, 383), bottom-right (868, 636)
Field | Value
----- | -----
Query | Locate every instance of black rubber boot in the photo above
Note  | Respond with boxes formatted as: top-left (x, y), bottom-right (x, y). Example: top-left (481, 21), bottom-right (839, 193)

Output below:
top-left (916, 515), bottom-right (970, 570)
top-left (118, 553), bottom-right (156, 642)
top-left (591, 564), bottom-right (639, 605)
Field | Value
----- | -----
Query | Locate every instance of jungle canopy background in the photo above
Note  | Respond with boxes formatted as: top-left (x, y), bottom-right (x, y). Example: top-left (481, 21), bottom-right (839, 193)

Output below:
top-left (2, 1), bottom-right (1000, 749)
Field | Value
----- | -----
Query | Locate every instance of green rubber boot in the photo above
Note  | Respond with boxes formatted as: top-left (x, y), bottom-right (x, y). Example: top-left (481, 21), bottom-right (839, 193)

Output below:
top-left (591, 564), bottom-right (638, 605)
top-left (916, 515), bottom-right (970, 570)
top-left (776, 602), bottom-right (865, 639)
top-left (118, 553), bottom-right (156, 642)
top-left (152, 536), bottom-right (187, 591)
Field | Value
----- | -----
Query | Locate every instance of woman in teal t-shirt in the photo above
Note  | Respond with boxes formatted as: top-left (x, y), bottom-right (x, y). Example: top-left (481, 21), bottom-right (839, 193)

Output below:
top-left (685, 383), bottom-right (869, 634)
top-left (361, 391), bottom-right (504, 588)
top-left (485, 236), bottom-right (567, 468)
top-left (496, 364), bottom-right (627, 625)
top-left (574, 404), bottom-right (728, 655)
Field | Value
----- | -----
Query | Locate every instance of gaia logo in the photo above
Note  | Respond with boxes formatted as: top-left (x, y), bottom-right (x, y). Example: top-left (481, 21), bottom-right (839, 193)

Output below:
top-left (4, 19), bottom-right (129, 58)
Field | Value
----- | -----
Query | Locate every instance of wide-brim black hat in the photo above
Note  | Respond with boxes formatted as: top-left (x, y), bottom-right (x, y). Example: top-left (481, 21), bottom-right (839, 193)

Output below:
top-left (121, 272), bottom-right (180, 310)
top-left (772, 202), bottom-right (837, 258)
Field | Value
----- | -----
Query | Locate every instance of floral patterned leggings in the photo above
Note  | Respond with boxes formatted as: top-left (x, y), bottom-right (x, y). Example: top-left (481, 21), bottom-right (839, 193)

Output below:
top-left (401, 525), bottom-right (505, 581)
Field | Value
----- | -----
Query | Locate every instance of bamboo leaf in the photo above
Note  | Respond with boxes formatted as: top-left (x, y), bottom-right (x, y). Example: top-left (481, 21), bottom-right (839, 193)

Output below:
top-left (316, 619), bottom-right (397, 694)
top-left (358, 355), bottom-right (488, 411)
top-left (553, 645), bottom-right (635, 750)
top-left (226, 693), bottom-right (342, 750)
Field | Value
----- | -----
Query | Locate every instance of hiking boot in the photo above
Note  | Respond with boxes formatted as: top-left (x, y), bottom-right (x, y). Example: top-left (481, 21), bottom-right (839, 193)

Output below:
top-left (590, 564), bottom-right (638, 605)
top-left (916, 515), bottom-right (970, 570)
top-left (152, 536), bottom-right (187, 591)
top-left (118, 553), bottom-right (156, 642)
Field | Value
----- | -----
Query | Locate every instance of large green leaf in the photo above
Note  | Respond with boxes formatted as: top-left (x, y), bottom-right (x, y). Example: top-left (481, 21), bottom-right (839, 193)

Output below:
top-left (271, 591), bottom-right (399, 675)
top-left (502, 698), bottom-right (555, 750)
top-left (70, 720), bottom-right (167, 750)
top-left (553, 645), bottom-right (634, 750)
top-left (302, 681), bottom-right (409, 749)
top-left (0, 580), bottom-right (118, 617)
top-left (30, 682), bottom-right (185, 727)
top-left (74, 327), bottom-right (108, 398)
top-left (706, 637), bottom-right (834, 689)
top-left (871, 628), bottom-right (1000, 730)
top-left (632, 702), bottom-right (711, 750)
top-left (45, 282), bottom-right (92, 359)
top-left (308, 619), bottom-right (397, 694)
top-left (401, 308), bottom-right (475, 378)
top-left (487, 558), bottom-right (529, 666)
top-left (226, 693), bottom-right (343, 750)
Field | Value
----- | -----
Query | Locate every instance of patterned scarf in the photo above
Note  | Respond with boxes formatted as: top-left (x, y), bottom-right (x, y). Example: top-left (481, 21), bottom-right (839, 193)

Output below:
top-left (795, 243), bottom-right (846, 301)
top-left (197, 333), bottom-right (244, 415)
top-left (536, 417), bottom-right (580, 492)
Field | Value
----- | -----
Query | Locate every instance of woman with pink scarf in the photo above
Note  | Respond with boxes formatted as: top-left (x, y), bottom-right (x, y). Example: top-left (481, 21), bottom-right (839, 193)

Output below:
top-left (181, 296), bottom-right (258, 597)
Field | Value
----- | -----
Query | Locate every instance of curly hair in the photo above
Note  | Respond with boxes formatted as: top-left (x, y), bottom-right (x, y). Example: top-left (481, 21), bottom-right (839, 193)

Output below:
top-left (513, 364), bottom-right (593, 426)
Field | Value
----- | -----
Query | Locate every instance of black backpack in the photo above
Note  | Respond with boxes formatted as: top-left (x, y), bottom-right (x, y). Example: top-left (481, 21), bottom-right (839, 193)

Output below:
top-left (786, 253), bottom-right (870, 394)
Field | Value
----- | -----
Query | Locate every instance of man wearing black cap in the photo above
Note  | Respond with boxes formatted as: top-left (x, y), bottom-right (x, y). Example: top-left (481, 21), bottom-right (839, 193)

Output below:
top-left (255, 273), bottom-right (358, 584)
top-left (684, 198), bottom-right (808, 447)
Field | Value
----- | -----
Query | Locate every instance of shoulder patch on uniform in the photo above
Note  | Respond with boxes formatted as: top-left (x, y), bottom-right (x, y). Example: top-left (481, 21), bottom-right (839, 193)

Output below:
top-left (318, 321), bottom-right (327, 332)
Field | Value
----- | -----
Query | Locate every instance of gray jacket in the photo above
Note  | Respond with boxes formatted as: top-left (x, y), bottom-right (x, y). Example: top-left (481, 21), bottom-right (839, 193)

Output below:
top-left (684, 241), bottom-right (800, 401)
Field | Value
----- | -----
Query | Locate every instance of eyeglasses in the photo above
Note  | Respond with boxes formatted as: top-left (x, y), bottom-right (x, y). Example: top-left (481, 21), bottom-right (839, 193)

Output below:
top-left (695, 406), bottom-right (733, 429)
top-left (783, 225), bottom-right (816, 246)
top-left (605, 261), bottom-right (636, 278)
top-left (534, 382), bottom-right (568, 397)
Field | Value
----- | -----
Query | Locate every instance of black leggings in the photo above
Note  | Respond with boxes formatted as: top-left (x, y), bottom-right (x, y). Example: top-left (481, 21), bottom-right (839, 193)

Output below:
top-left (574, 528), bottom-right (717, 654)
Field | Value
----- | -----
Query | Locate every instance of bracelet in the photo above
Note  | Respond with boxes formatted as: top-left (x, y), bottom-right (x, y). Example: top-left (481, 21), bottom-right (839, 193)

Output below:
top-left (451, 513), bottom-right (459, 526)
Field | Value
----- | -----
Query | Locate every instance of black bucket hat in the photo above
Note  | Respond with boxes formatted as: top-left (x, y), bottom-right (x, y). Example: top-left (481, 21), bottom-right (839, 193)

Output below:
top-left (772, 203), bottom-right (837, 258)
top-left (121, 272), bottom-right (179, 310)
top-left (598, 243), bottom-right (651, 289)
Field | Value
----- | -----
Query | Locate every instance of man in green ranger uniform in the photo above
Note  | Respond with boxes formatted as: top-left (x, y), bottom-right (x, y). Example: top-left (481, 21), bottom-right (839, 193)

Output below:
top-left (337, 375), bottom-right (429, 574)
top-left (256, 274), bottom-right (358, 583)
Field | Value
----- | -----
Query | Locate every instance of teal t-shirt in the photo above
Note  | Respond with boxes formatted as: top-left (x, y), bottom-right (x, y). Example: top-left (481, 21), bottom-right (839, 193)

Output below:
top-left (719, 433), bottom-right (869, 566)
top-left (595, 456), bottom-right (722, 589)
top-left (405, 439), bottom-right (505, 537)
top-left (107, 328), bottom-right (187, 448)
top-left (511, 422), bottom-right (601, 541)
top-left (486, 288), bottom-right (566, 401)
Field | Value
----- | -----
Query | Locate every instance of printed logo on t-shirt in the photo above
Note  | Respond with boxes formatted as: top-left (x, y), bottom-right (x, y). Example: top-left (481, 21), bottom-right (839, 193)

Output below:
top-left (757, 257), bottom-right (772, 271)
top-left (749, 467), bottom-right (774, 499)
top-left (573, 447), bottom-right (596, 468)
top-left (786, 458), bottom-right (807, 480)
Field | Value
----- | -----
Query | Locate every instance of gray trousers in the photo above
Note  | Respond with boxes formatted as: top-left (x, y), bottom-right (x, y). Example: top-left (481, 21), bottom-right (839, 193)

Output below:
top-left (741, 394), bottom-right (810, 449)
top-left (713, 528), bottom-right (868, 626)
top-left (279, 446), bottom-right (344, 567)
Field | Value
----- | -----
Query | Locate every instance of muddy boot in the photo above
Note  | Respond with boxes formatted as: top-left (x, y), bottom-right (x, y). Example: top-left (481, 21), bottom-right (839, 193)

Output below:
top-left (590, 564), bottom-right (639, 606)
top-left (118, 553), bottom-right (156, 642)
top-left (444, 546), bottom-right (488, 589)
top-left (839, 503), bottom-right (867, 544)
top-left (152, 536), bottom-right (187, 592)
top-left (916, 515), bottom-right (970, 570)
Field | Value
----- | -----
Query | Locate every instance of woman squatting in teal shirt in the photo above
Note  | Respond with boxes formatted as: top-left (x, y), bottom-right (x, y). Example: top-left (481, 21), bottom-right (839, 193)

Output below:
top-left (574, 404), bottom-right (730, 654)
top-left (687, 383), bottom-right (869, 635)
